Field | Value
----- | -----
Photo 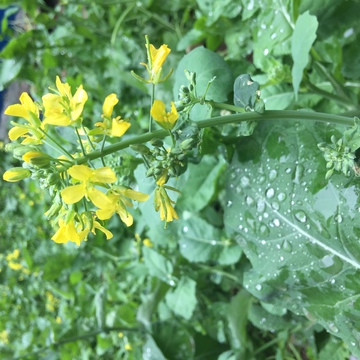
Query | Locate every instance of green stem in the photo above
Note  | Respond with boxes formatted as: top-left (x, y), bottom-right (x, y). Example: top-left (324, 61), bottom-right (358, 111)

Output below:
top-left (75, 128), bottom-right (88, 158)
top-left (303, 77), bottom-right (356, 109)
top-left (149, 83), bottom-right (155, 132)
top-left (196, 264), bottom-right (241, 283)
top-left (209, 101), bottom-right (245, 113)
top-left (57, 110), bottom-right (354, 172)
top-left (110, 4), bottom-right (136, 46)
top-left (39, 128), bottom-right (74, 160)
top-left (100, 135), bottom-right (107, 167)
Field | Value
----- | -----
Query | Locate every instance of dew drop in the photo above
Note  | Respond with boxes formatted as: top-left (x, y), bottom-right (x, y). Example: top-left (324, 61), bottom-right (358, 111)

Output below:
top-left (259, 224), bottom-right (269, 236)
top-left (272, 218), bottom-right (280, 227)
top-left (271, 201), bottom-right (280, 210)
top-left (271, 33), bottom-right (277, 40)
top-left (285, 168), bottom-right (292, 174)
top-left (255, 284), bottom-right (262, 291)
top-left (240, 176), bottom-right (250, 188)
top-left (282, 239), bottom-right (292, 252)
top-left (294, 164), bottom-right (305, 183)
top-left (257, 199), bottom-right (266, 212)
top-left (328, 322), bottom-right (339, 333)
top-left (182, 226), bottom-right (188, 233)
top-left (246, 196), bottom-right (255, 206)
top-left (294, 210), bottom-right (307, 223)
top-left (211, 240), bottom-right (217, 245)
top-left (263, 48), bottom-right (269, 56)
top-left (335, 214), bottom-right (343, 223)
top-left (227, 200), bottom-right (233, 207)
top-left (269, 169), bottom-right (277, 181)
top-left (277, 192), bottom-right (286, 202)
top-left (266, 188), bottom-right (275, 198)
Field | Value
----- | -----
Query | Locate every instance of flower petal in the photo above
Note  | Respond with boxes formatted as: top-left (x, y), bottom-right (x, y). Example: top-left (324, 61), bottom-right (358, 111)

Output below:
top-left (102, 94), bottom-right (118, 118)
top-left (61, 184), bottom-right (86, 204)
top-left (67, 165), bottom-right (93, 181)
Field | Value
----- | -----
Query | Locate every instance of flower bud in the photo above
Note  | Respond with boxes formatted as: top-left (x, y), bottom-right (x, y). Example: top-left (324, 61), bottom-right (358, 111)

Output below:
top-left (3, 167), bottom-right (31, 182)
top-left (150, 139), bottom-right (164, 147)
top-left (130, 144), bottom-right (151, 155)
top-left (23, 151), bottom-right (51, 167)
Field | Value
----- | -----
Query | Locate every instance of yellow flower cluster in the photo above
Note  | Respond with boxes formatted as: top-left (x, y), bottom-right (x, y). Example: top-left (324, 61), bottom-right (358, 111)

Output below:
top-left (2, 36), bottom-right (182, 243)
top-left (6, 249), bottom-right (29, 274)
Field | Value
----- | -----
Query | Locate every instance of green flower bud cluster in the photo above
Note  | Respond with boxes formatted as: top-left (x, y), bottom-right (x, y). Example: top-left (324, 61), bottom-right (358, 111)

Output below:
top-left (174, 70), bottom-right (198, 113)
top-left (131, 136), bottom-right (197, 183)
top-left (318, 135), bottom-right (356, 179)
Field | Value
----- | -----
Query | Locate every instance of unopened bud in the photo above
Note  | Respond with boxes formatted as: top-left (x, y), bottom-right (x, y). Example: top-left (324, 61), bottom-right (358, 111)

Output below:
top-left (3, 167), bottom-right (31, 182)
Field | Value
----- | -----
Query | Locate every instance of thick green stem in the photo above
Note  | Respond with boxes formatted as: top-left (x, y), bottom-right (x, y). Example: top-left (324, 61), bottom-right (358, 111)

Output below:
top-left (58, 110), bottom-right (354, 171)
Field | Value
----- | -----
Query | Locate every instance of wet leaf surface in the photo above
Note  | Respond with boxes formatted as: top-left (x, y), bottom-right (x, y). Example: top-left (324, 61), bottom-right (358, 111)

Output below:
top-left (225, 119), bottom-right (360, 355)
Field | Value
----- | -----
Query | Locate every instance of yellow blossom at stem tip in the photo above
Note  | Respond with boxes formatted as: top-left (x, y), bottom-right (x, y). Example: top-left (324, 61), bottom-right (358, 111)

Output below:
top-left (42, 76), bottom-right (88, 127)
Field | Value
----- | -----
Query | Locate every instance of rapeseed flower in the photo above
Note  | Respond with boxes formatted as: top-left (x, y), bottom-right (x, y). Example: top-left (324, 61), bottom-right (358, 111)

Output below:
top-left (60, 165), bottom-right (116, 208)
top-left (154, 185), bottom-right (178, 223)
top-left (5, 92), bottom-right (45, 144)
top-left (52, 213), bottom-right (113, 246)
top-left (150, 100), bottom-right (178, 130)
top-left (96, 185), bottom-right (149, 226)
top-left (42, 76), bottom-right (88, 127)
top-left (91, 94), bottom-right (131, 137)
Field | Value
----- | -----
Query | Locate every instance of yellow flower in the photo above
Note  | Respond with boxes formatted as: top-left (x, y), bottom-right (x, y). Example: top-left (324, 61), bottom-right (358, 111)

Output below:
top-left (132, 36), bottom-right (172, 84)
top-left (150, 100), bottom-right (179, 130)
top-left (143, 238), bottom-right (153, 247)
top-left (8, 262), bottom-right (23, 271)
top-left (42, 76), bottom-right (88, 127)
top-left (102, 93), bottom-right (118, 117)
top-left (52, 213), bottom-right (113, 246)
top-left (3, 167), bottom-right (31, 182)
top-left (89, 94), bottom-right (131, 138)
top-left (146, 43), bottom-right (171, 81)
top-left (96, 186), bottom-right (149, 227)
top-left (154, 186), bottom-right (179, 223)
top-left (5, 92), bottom-right (39, 122)
top-left (55, 316), bottom-right (62, 324)
top-left (0, 330), bottom-right (9, 345)
top-left (125, 343), bottom-right (132, 351)
top-left (5, 92), bottom-right (45, 144)
top-left (60, 165), bottom-right (116, 207)
top-left (6, 249), bottom-right (20, 261)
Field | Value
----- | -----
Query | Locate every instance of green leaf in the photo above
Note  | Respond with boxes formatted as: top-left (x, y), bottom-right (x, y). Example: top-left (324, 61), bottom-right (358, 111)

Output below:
top-left (291, 11), bottom-right (318, 99)
top-left (227, 290), bottom-right (252, 352)
top-left (173, 47), bottom-right (233, 120)
top-left (179, 215), bottom-right (241, 264)
top-left (0, 58), bottom-right (24, 90)
top-left (233, 74), bottom-right (261, 110)
top-left (165, 276), bottom-right (197, 320)
top-left (143, 247), bottom-right (174, 283)
top-left (177, 155), bottom-right (226, 212)
top-left (152, 321), bottom-right (196, 359)
top-left (142, 335), bottom-right (167, 360)
top-left (224, 119), bottom-right (360, 356)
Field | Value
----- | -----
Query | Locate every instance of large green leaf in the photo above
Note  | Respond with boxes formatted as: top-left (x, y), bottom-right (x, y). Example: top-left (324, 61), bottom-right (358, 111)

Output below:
top-left (224, 119), bottom-right (360, 356)
top-left (173, 46), bottom-right (233, 120)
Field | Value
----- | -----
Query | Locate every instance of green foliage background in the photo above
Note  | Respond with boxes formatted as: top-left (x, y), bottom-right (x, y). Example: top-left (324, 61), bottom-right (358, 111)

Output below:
top-left (1, 0), bottom-right (360, 359)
